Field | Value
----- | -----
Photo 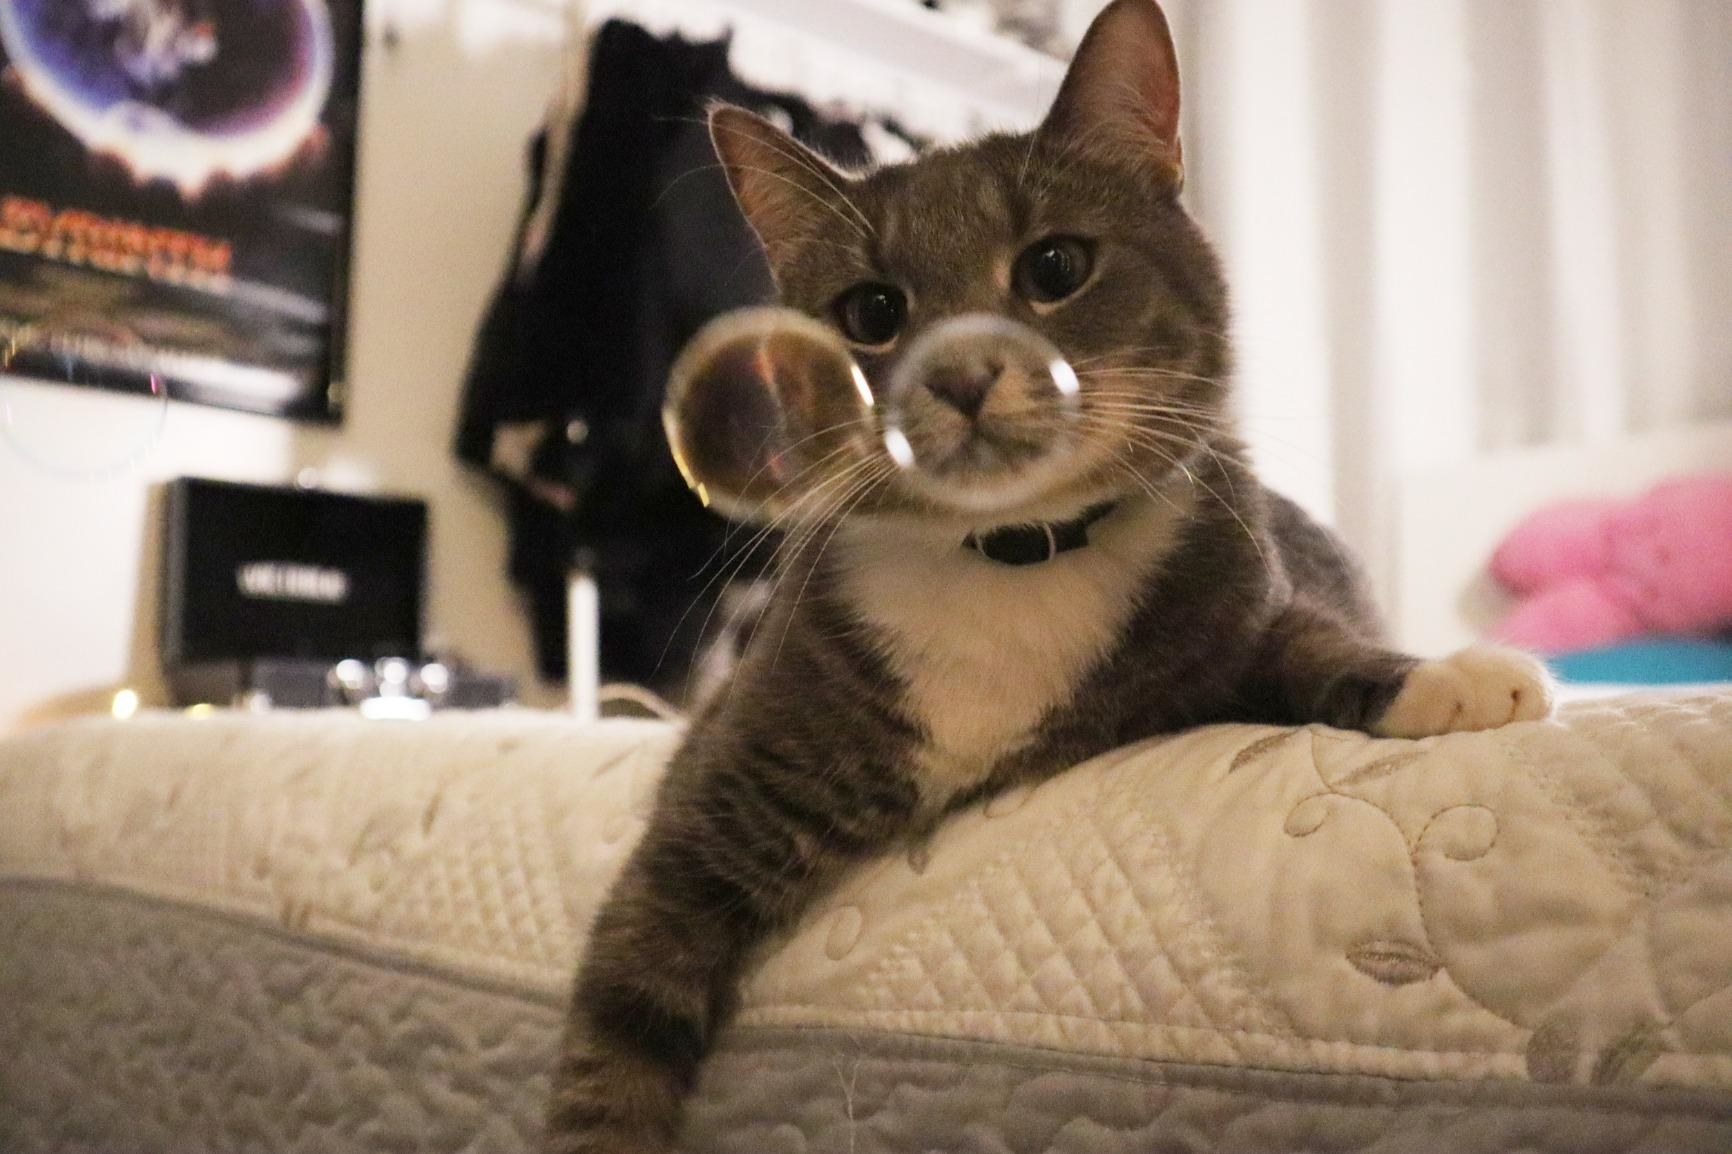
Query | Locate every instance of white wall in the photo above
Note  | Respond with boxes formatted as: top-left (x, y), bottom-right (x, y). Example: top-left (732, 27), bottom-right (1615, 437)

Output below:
top-left (0, 13), bottom-right (565, 732)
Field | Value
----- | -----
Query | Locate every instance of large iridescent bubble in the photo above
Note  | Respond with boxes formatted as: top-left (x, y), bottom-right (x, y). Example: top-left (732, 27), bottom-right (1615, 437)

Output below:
top-left (663, 307), bottom-right (876, 522)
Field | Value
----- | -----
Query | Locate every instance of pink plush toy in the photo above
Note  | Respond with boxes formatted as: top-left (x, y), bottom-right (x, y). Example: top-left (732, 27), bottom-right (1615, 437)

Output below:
top-left (1489, 474), bottom-right (1732, 654)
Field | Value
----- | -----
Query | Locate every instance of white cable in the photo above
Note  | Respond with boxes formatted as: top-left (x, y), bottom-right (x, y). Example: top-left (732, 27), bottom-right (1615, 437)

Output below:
top-left (597, 683), bottom-right (685, 720)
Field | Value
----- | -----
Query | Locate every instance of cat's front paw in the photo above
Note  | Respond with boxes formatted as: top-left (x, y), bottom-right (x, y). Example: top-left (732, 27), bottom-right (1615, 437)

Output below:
top-left (1374, 646), bottom-right (1555, 738)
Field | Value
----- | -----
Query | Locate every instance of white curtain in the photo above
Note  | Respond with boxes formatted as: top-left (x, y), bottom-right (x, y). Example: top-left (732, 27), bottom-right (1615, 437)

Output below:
top-left (1109, 0), bottom-right (1732, 596)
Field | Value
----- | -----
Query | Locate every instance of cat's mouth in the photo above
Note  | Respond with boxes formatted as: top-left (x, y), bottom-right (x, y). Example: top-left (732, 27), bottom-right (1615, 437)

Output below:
top-left (922, 422), bottom-right (1051, 477)
top-left (885, 405), bottom-right (1090, 514)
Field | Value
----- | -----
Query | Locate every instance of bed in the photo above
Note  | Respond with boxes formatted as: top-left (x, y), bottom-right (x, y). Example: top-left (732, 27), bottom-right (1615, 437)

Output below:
top-left (4, 695), bottom-right (1732, 1153)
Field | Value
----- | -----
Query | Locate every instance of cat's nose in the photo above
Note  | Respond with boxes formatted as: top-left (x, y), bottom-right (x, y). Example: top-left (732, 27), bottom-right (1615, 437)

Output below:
top-left (924, 360), bottom-right (1003, 419)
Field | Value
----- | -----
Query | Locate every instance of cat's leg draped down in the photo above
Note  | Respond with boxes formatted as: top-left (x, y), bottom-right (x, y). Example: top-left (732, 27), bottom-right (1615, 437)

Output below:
top-left (546, 746), bottom-right (912, 1154)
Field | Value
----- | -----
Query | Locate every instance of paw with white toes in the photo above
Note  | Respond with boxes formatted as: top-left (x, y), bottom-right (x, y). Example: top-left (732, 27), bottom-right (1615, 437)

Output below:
top-left (1374, 646), bottom-right (1556, 738)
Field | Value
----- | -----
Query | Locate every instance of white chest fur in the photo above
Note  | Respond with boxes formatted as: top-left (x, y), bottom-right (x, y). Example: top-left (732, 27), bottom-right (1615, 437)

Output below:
top-left (835, 495), bottom-right (1186, 798)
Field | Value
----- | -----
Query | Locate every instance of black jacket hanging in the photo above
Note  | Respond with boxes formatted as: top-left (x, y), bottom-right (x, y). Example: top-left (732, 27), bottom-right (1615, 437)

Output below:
top-left (456, 21), bottom-right (880, 693)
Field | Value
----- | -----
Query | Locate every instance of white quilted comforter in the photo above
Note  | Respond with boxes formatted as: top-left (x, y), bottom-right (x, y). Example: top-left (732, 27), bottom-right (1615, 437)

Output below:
top-left (4, 696), bottom-right (1732, 1153)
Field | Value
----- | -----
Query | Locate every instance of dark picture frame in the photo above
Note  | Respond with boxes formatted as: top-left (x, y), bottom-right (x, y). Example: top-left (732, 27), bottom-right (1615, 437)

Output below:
top-left (0, 0), bottom-right (364, 422)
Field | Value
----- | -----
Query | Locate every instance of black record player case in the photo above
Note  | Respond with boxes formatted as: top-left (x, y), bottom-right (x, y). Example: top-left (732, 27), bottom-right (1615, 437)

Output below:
top-left (160, 477), bottom-right (428, 700)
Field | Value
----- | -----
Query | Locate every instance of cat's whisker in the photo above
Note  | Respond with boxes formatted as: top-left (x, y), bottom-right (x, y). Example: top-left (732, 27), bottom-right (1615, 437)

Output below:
top-left (680, 440), bottom-right (850, 606)
top-left (1094, 436), bottom-right (1188, 518)
top-left (1077, 398), bottom-right (1211, 422)
top-left (758, 455), bottom-right (887, 579)
top-left (759, 450), bottom-right (882, 565)
top-left (1071, 408), bottom-right (1253, 537)
top-left (1086, 401), bottom-right (1329, 462)
top-left (1077, 366), bottom-right (1226, 389)
top-left (1083, 398), bottom-right (1330, 472)
top-left (1067, 346), bottom-right (1191, 369)
top-left (745, 462), bottom-right (891, 685)
top-left (668, 481), bottom-right (852, 682)
top-left (696, 426), bottom-right (871, 577)
top-left (1077, 408), bottom-right (1224, 448)
top-left (722, 459), bottom-right (884, 691)
top-left (770, 465), bottom-right (894, 670)
top-left (665, 446), bottom-right (881, 683)
top-left (1068, 328), bottom-right (1236, 368)
top-left (715, 416), bottom-right (882, 534)
top-left (1087, 411), bottom-right (1248, 504)
top-left (1100, 423), bottom-right (1273, 579)
top-left (1080, 384), bottom-right (1218, 398)
top-left (1079, 392), bottom-right (1223, 413)
top-left (1082, 391), bottom-right (1227, 420)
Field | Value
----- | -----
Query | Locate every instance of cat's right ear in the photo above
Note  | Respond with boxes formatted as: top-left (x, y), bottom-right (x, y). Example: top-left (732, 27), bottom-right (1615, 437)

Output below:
top-left (709, 104), bottom-right (858, 271)
top-left (1037, 0), bottom-right (1184, 188)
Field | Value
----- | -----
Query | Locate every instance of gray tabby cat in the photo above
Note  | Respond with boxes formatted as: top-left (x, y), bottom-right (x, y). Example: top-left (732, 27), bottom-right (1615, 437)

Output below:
top-left (546, 1), bottom-right (1552, 1150)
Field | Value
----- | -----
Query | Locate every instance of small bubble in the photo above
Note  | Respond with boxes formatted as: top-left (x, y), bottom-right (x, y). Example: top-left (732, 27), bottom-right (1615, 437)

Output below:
top-left (0, 315), bottom-right (169, 482)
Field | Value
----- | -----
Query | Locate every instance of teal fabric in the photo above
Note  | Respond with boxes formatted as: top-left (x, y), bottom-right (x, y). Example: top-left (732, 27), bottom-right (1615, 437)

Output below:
top-left (1552, 639), bottom-right (1732, 685)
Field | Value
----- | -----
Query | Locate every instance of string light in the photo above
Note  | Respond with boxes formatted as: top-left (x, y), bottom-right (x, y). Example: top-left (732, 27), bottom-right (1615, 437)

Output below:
top-left (110, 688), bottom-right (140, 721)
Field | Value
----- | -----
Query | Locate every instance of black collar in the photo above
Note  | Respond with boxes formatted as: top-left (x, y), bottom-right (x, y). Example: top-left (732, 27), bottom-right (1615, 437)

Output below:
top-left (965, 502), bottom-right (1118, 567)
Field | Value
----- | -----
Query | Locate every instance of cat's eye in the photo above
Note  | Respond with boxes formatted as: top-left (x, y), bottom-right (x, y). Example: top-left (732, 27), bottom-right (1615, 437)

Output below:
top-left (1014, 236), bottom-right (1095, 304)
top-left (835, 283), bottom-right (907, 347)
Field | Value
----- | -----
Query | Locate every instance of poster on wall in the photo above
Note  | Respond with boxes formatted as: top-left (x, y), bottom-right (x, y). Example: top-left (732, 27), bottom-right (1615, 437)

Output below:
top-left (0, 0), bottom-right (364, 423)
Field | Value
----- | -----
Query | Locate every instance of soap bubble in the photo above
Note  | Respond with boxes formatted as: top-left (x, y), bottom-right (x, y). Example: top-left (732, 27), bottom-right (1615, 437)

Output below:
top-left (880, 313), bottom-right (1081, 486)
top-left (663, 307), bottom-right (875, 522)
top-left (0, 315), bottom-right (168, 481)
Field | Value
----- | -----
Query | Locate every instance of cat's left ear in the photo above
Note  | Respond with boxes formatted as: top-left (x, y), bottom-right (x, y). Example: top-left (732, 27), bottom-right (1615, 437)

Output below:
top-left (1038, 0), bottom-right (1184, 188)
top-left (710, 104), bottom-right (859, 273)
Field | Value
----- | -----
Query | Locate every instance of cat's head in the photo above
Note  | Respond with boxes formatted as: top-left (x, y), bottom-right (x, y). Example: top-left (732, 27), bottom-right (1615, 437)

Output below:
top-left (710, 0), bottom-right (1228, 527)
